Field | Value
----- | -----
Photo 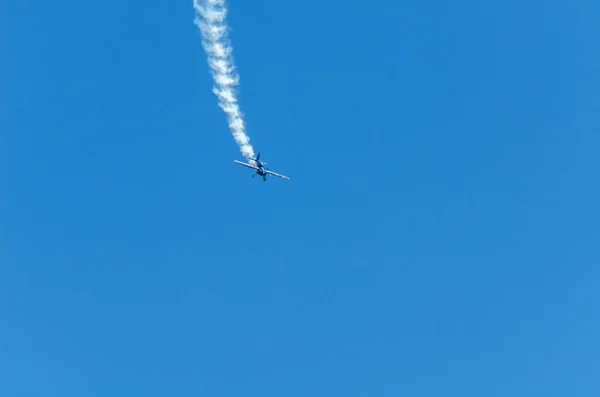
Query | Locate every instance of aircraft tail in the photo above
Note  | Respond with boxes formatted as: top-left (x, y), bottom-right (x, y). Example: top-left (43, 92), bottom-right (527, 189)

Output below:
top-left (249, 152), bottom-right (261, 165)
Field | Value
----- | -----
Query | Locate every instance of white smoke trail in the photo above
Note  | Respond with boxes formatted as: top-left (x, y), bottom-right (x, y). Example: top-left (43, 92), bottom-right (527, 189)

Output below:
top-left (193, 0), bottom-right (255, 160)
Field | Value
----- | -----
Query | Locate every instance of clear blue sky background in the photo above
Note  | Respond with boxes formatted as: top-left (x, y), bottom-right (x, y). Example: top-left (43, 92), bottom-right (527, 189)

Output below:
top-left (2, 0), bottom-right (599, 395)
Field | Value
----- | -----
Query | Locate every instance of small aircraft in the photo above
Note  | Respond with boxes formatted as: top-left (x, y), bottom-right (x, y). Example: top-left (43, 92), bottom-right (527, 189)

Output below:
top-left (234, 152), bottom-right (290, 181)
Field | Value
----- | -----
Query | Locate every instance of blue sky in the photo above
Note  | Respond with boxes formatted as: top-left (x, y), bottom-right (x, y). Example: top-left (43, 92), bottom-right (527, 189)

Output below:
top-left (2, 0), bottom-right (599, 395)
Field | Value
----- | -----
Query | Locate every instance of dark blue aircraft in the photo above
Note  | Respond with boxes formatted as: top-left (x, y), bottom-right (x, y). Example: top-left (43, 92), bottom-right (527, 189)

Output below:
top-left (234, 152), bottom-right (290, 181)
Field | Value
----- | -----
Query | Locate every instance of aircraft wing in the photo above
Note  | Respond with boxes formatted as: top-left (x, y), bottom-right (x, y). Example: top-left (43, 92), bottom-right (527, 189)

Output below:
top-left (265, 169), bottom-right (290, 180)
top-left (234, 160), bottom-right (258, 170)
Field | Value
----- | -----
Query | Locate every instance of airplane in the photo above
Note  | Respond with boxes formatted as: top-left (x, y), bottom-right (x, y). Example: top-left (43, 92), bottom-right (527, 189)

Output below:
top-left (234, 152), bottom-right (290, 181)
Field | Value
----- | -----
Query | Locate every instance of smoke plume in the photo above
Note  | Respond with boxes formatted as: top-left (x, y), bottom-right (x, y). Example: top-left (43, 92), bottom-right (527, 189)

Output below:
top-left (193, 0), bottom-right (255, 159)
